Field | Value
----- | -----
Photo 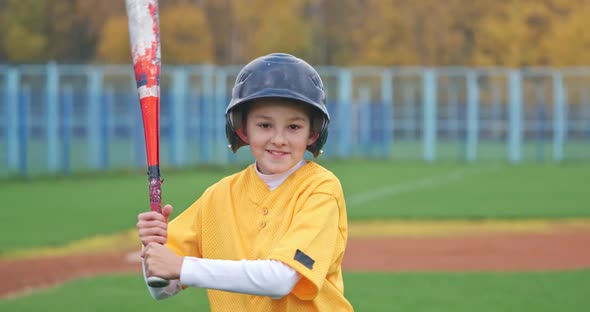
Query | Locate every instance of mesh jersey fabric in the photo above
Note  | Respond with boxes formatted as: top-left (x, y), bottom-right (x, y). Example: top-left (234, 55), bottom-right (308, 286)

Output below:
top-left (166, 161), bottom-right (353, 311)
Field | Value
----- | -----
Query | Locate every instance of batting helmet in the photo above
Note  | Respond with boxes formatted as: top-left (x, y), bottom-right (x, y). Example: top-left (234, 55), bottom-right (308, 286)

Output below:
top-left (225, 53), bottom-right (330, 157)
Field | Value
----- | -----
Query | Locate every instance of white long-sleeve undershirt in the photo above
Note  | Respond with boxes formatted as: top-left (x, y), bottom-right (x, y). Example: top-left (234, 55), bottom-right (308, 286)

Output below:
top-left (143, 258), bottom-right (300, 300)
top-left (144, 161), bottom-right (306, 300)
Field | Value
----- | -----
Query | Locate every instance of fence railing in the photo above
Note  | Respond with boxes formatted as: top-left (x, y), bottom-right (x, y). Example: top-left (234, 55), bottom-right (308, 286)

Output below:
top-left (1, 64), bottom-right (589, 177)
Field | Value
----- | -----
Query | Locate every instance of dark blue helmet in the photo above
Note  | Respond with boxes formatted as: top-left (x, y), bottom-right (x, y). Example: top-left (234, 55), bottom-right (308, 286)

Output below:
top-left (225, 53), bottom-right (329, 157)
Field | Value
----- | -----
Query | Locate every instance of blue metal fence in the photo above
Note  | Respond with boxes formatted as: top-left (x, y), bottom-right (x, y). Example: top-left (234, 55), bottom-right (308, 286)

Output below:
top-left (1, 64), bottom-right (589, 177)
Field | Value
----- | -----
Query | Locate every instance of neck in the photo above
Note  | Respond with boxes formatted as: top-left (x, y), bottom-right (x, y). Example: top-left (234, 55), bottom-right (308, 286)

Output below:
top-left (255, 160), bottom-right (306, 191)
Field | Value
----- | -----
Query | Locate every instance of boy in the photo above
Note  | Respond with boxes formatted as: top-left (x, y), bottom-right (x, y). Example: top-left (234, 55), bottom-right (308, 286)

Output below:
top-left (137, 53), bottom-right (353, 311)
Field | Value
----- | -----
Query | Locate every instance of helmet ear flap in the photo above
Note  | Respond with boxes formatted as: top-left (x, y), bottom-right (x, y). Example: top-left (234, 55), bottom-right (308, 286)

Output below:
top-left (226, 108), bottom-right (247, 152)
top-left (307, 115), bottom-right (329, 157)
top-left (228, 109), bottom-right (243, 130)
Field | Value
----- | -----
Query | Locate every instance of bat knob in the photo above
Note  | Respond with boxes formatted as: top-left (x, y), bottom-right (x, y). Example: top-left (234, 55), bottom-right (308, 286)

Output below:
top-left (147, 276), bottom-right (169, 288)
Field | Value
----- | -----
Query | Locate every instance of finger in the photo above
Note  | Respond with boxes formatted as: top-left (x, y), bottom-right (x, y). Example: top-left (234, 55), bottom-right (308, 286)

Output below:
top-left (137, 211), bottom-right (167, 222)
top-left (162, 204), bottom-right (173, 221)
top-left (142, 237), bottom-right (167, 247)
top-left (139, 227), bottom-right (168, 238)
top-left (139, 231), bottom-right (167, 245)
top-left (136, 219), bottom-right (168, 231)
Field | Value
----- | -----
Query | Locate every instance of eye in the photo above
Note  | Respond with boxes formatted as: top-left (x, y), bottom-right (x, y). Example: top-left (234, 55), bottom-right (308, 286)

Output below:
top-left (257, 123), bottom-right (271, 129)
top-left (289, 124), bottom-right (302, 130)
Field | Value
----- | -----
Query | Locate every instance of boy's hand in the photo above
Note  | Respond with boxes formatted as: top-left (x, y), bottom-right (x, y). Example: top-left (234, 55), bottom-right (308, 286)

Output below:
top-left (142, 242), bottom-right (184, 280)
top-left (137, 204), bottom-right (173, 246)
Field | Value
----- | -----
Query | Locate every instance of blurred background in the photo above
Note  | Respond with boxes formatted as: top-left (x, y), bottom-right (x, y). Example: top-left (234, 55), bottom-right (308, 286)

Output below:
top-left (3, 0), bottom-right (590, 66)
top-left (1, 0), bottom-right (590, 311)
top-left (1, 0), bottom-right (590, 177)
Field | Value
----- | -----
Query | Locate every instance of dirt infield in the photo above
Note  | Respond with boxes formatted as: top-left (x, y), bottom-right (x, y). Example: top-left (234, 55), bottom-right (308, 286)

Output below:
top-left (343, 227), bottom-right (590, 271)
top-left (2, 222), bottom-right (590, 299)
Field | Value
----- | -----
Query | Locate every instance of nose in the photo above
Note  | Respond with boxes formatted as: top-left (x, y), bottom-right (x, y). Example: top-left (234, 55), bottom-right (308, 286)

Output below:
top-left (270, 129), bottom-right (287, 146)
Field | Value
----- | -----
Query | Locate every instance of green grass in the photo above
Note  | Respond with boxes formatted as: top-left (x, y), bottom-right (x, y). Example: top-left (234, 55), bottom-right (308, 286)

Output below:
top-left (2, 160), bottom-right (589, 252)
top-left (0, 165), bottom-right (240, 252)
top-left (329, 160), bottom-right (590, 219)
top-left (1, 271), bottom-right (589, 311)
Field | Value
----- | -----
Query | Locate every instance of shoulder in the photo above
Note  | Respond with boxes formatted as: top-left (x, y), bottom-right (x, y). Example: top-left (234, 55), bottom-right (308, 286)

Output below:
top-left (200, 165), bottom-right (253, 195)
top-left (295, 161), bottom-right (343, 194)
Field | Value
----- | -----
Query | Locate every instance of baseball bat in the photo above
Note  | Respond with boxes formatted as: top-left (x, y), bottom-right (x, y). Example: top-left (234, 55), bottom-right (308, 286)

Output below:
top-left (125, 0), bottom-right (168, 288)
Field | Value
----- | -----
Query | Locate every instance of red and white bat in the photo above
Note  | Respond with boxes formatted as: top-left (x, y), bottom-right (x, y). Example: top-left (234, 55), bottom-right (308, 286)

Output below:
top-left (125, 0), bottom-right (168, 288)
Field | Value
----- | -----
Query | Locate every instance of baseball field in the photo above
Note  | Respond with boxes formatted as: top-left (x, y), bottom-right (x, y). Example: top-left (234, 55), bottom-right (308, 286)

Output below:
top-left (1, 160), bottom-right (590, 311)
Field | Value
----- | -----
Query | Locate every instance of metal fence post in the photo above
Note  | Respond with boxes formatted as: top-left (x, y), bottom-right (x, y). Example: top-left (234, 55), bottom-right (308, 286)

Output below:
top-left (466, 70), bottom-right (479, 162)
top-left (200, 65), bottom-right (214, 164)
top-left (508, 70), bottom-right (522, 164)
top-left (87, 67), bottom-right (103, 169)
top-left (214, 69), bottom-right (228, 164)
top-left (358, 87), bottom-right (371, 155)
top-left (19, 84), bottom-right (30, 176)
top-left (62, 84), bottom-right (73, 175)
top-left (102, 86), bottom-right (113, 169)
top-left (552, 71), bottom-right (565, 162)
top-left (46, 62), bottom-right (60, 173)
top-left (422, 69), bottom-right (437, 162)
top-left (171, 67), bottom-right (187, 167)
top-left (381, 70), bottom-right (393, 158)
top-left (6, 67), bottom-right (20, 172)
top-left (338, 69), bottom-right (352, 157)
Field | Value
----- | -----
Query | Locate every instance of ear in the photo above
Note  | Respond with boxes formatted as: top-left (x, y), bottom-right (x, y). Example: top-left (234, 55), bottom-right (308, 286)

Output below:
top-left (307, 131), bottom-right (320, 146)
top-left (236, 127), bottom-right (249, 144)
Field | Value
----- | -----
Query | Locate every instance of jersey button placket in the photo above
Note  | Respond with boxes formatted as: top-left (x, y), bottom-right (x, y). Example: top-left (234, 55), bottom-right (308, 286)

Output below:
top-left (259, 207), bottom-right (268, 229)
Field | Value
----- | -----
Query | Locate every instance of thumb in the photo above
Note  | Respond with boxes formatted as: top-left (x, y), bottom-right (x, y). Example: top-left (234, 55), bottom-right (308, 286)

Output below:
top-left (162, 204), bottom-right (173, 222)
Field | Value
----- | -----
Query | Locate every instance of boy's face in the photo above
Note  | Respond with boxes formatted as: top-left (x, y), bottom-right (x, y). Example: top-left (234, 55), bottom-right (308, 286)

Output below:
top-left (238, 99), bottom-right (318, 175)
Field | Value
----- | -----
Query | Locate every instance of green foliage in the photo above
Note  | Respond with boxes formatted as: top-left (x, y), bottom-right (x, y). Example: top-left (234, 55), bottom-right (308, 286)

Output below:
top-left (0, 0), bottom-right (48, 62)
top-left (3, 0), bottom-right (590, 65)
top-left (95, 4), bottom-right (214, 64)
top-left (95, 15), bottom-right (132, 64)
top-left (232, 0), bottom-right (314, 63)
top-left (160, 4), bottom-right (214, 64)
top-left (1, 271), bottom-right (590, 311)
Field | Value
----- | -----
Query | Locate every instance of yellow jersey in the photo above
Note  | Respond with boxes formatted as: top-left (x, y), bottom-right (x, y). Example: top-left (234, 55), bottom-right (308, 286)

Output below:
top-left (166, 161), bottom-right (353, 311)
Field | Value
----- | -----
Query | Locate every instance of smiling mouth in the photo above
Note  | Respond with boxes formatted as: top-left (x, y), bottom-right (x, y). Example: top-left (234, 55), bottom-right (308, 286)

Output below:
top-left (267, 150), bottom-right (289, 156)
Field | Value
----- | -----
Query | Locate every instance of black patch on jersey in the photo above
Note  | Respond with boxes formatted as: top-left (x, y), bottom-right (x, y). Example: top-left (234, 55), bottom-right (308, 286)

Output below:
top-left (294, 249), bottom-right (315, 270)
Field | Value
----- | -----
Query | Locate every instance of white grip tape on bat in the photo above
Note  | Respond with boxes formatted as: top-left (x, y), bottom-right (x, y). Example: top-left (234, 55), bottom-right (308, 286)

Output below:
top-left (138, 85), bottom-right (160, 99)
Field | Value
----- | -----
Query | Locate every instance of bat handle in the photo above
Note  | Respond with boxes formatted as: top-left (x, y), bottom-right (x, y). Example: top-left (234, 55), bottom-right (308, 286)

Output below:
top-left (147, 165), bottom-right (169, 287)
top-left (148, 166), bottom-right (163, 213)
top-left (147, 276), bottom-right (170, 288)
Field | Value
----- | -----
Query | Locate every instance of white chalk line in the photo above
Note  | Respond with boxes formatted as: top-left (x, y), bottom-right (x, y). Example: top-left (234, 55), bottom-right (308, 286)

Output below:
top-left (346, 165), bottom-right (499, 207)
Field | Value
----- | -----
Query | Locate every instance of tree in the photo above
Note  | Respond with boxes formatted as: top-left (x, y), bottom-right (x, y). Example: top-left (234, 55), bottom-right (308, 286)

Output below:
top-left (545, 0), bottom-right (590, 65)
top-left (231, 0), bottom-right (314, 64)
top-left (94, 15), bottom-right (131, 64)
top-left (4, 0), bottom-right (590, 66)
top-left (0, 0), bottom-right (49, 63)
top-left (473, 0), bottom-right (566, 66)
top-left (95, 4), bottom-right (214, 64)
top-left (49, 0), bottom-right (123, 62)
top-left (159, 4), bottom-right (214, 64)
